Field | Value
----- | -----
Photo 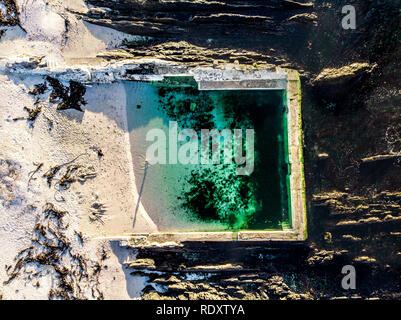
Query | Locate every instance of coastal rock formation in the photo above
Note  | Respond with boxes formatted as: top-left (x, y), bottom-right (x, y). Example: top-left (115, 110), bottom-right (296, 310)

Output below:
top-left (313, 63), bottom-right (377, 87)
top-left (80, 0), bottom-right (319, 71)
top-left (312, 62), bottom-right (377, 99)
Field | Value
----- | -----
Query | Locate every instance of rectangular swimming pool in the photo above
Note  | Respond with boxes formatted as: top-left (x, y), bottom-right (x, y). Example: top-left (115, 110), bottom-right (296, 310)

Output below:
top-left (126, 76), bottom-right (292, 233)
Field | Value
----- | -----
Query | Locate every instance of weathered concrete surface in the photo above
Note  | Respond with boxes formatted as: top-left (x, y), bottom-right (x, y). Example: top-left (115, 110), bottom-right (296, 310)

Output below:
top-left (287, 70), bottom-right (307, 240)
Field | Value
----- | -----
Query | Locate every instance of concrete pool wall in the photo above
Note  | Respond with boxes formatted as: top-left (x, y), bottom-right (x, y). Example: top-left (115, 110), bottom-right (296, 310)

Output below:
top-left (125, 68), bottom-right (307, 243)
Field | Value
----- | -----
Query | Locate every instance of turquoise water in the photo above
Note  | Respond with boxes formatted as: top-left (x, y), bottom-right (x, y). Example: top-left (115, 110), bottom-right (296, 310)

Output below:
top-left (125, 78), bottom-right (291, 231)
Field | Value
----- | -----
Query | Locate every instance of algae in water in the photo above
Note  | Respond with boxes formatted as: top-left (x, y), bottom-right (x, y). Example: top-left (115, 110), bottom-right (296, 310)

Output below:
top-left (153, 79), bottom-right (290, 230)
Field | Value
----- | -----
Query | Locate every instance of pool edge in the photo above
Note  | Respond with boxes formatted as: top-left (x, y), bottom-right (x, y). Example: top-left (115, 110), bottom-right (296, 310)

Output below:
top-left (125, 68), bottom-right (308, 244)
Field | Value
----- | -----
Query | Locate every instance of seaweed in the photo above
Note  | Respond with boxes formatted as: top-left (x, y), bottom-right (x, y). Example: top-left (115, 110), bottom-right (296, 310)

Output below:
top-left (46, 76), bottom-right (68, 102)
top-left (28, 83), bottom-right (47, 96)
top-left (90, 146), bottom-right (104, 159)
top-left (28, 162), bottom-right (43, 185)
top-left (42, 153), bottom-right (87, 187)
top-left (76, 166), bottom-right (97, 183)
top-left (182, 165), bottom-right (255, 229)
top-left (157, 83), bottom-right (215, 132)
top-left (58, 165), bottom-right (80, 190)
top-left (43, 165), bottom-right (62, 187)
top-left (46, 76), bottom-right (87, 112)
top-left (4, 202), bottom-right (103, 299)
top-left (43, 202), bottom-right (68, 227)
top-left (54, 191), bottom-right (65, 203)
top-left (24, 106), bottom-right (42, 121)
top-left (100, 247), bottom-right (109, 261)
top-left (58, 165), bottom-right (97, 190)
top-left (89, 202), bottom-right (106, 224)
top-left (13, 105), bottom-right (42, 127)
top-left (0, 0), bottom-right (20, 27)
top-left (75, 231), bottom-right (84, 244)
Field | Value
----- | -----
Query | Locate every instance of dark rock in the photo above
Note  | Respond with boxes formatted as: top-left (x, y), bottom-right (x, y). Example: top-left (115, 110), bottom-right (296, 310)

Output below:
top-left (0, 0), bottom-right (20, 26)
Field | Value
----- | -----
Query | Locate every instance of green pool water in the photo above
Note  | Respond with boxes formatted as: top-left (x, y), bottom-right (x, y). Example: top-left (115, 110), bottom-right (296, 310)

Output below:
top-left (125, 77), bottom-right (291, 232)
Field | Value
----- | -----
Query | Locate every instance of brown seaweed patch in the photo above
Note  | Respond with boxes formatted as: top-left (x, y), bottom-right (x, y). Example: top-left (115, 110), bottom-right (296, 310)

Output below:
top-left (4, 202), bottom-right (104, 299)
top-left (28, 83), bottom-right (48, 96)
top-left (42, 153), bottom-right (88, 187)
top-left (57, 165), bottom-right (97, 190)
top-left (13, 105), bottom-right (42, 127)
top-left (89, 202), bottom-right (107, 224)
top-left (46, 76), bottom-right (87, 112)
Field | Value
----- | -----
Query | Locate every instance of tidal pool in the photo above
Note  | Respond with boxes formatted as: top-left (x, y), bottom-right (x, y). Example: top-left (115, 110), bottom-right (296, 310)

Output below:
top-left (125, 77), bottom-right (291, 232)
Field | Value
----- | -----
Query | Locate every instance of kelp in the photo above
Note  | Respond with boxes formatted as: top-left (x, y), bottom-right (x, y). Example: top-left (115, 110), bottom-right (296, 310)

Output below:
top-left (28, 83), bottom-right (47, 96)
top-left (46, 76), bottom-right (87, 112)
top-left (182, 164), bottom-right (256, 230)
top-left (4, 202), bottom-right (104, 299)
top-left (13, 105), bottom-right (42, 127)
top-left (28, 162), bottom-right (44, 185)
top-left (42, 153), bottom-right (87, 187)
top-left (58, 165), bottom-right (97, 190)
top-left (89, 202), bottom-right (107, 224)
